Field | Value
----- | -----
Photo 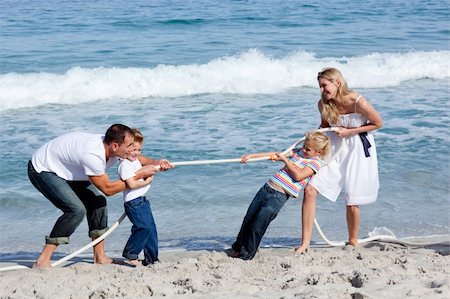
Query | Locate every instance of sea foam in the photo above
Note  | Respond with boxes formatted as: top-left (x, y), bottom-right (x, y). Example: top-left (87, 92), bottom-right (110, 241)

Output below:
top-left (0, 49), bottom-right (448, 111)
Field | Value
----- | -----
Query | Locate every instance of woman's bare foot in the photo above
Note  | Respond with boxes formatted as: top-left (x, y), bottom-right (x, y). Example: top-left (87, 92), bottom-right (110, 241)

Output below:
top-left (32, 261), bottom-right (53, 269)
top-left (294, 245), bottom-right (309, 255)
top-left (348, 239), bottom-right (358, 247)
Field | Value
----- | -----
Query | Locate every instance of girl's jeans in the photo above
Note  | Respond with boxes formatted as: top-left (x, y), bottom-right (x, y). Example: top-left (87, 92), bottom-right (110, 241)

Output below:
top-left (123, 196), bottom-right (158, 265)
top-left (27, 161), bottom-right (108, 245)
top-left (232, 183), bottom-right (289, 260)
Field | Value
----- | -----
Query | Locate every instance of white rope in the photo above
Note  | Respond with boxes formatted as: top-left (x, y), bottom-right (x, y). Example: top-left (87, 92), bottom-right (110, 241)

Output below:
top-left (170, 127), bottom-right (339, 167)
top-left (0, 127), bottom-right (438, 272)
top-left (0, 213), bottom-right (127, 272)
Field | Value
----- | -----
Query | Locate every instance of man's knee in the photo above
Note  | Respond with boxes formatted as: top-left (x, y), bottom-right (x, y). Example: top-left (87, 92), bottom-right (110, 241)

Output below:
top-left (72, 205), bottom-right (87, 223)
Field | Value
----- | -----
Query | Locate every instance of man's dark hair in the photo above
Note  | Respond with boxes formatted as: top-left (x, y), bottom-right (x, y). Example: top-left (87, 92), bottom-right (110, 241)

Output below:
top-left (104, 124), bottom-right (133, 145)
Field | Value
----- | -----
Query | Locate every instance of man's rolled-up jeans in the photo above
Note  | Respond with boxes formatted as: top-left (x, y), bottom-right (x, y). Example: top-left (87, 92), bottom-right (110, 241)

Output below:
top-left (28, 161), bottom-right (109, 245)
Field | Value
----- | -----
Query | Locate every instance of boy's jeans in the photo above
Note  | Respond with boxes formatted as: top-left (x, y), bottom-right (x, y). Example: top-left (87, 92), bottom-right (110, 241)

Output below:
top-left (123, 196), bottom-right (158, 265)
top-left (27, 161), bottom-right (108, 245)
top-left (232, 183), bottom-right (289, 260)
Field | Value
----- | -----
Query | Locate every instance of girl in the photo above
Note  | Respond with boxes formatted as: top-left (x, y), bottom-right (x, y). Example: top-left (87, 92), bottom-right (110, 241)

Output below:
top-left (231, 131), bottom-right (330, 260)
top-left (295, 67), bottom-right (383, 254)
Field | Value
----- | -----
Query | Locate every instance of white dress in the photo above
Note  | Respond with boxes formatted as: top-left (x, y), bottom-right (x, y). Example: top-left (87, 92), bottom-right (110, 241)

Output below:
top-left (310, 102), bottom-right (379, 205)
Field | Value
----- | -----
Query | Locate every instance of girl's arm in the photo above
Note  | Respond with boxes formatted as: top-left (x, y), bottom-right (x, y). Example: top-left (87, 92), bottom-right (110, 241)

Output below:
top-left (241, 152), bottom-right (278, 163)
top-left (274, 153), bottom-right (315, 181)
top-left (125, 175), bottom-right (153, 189)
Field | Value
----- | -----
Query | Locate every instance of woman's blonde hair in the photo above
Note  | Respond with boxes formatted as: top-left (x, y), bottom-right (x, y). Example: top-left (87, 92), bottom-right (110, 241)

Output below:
top-left (304, 131), bottom-right (331, 159)
top-left (131, 128), bottom-right (144, 144)
top-left (318, 67), bottom-right (352, 124)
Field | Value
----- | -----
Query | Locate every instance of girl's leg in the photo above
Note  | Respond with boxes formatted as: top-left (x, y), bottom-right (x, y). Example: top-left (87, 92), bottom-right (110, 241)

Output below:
top-left (346, 205), bottom-right (360, 246)
top-left (240, 188), bottom-right (288, 260)
top-left (295, 185), bottom-right (317, 254)
top-left (231, 186), bottom-right (266, 255)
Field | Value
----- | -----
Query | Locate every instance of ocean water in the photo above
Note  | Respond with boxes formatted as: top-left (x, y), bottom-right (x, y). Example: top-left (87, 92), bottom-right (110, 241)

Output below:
top-left (0, 0), bottom-right (449, 259)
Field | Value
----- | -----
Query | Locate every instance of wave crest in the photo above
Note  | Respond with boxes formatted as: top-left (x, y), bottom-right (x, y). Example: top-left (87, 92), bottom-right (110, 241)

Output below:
top-left (0, 49), bottom-right (448, 111)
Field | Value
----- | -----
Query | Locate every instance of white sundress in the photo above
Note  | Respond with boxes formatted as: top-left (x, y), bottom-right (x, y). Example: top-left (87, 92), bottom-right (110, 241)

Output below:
top-left (310, 99), bottom-right (379, 206)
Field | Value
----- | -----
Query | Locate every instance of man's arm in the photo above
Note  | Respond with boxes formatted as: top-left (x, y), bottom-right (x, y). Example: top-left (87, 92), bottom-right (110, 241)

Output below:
top-left (89, 173), bottom-right (126, 196)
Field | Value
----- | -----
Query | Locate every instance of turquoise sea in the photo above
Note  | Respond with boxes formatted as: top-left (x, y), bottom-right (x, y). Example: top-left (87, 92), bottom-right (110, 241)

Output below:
top-left (0, 0), bottom-right (449, 259)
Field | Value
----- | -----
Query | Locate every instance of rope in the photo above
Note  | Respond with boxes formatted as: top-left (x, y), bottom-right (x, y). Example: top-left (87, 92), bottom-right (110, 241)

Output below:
top-left (0, 127), bottom-right (440, 272)
top-left (0, 213), bottom-right (127, 272)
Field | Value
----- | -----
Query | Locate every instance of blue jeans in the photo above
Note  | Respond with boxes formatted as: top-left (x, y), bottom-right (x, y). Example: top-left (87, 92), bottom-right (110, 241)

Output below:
top-left (123, 196), bottom-right (158, 265)
top-left (232, 183), bottom-right (289, 260)
top-left (27, 161), bottom-right (108, 245)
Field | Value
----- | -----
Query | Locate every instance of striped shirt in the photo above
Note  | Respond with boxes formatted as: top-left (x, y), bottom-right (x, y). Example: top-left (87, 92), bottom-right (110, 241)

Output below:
top-left (269, 148), bottom-right (323, 198)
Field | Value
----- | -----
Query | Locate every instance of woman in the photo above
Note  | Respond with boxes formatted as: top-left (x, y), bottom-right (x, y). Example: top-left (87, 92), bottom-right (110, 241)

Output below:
top-left (295, 67), bottom-right (383, 254)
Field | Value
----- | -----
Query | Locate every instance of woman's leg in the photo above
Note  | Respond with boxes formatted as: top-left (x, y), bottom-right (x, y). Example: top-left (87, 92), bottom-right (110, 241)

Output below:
top-left (346, 205), bottom-right (360, 246)
top-left (295, 184), bottom-right (317, 254)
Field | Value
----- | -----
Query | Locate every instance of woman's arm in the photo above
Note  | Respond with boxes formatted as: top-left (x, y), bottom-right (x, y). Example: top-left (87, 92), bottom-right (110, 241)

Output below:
top-left (335, 95), bottom-right (383, 137)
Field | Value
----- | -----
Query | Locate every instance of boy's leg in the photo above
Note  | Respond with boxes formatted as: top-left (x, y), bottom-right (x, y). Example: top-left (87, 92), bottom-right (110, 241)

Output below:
top-left (123, 197), bottom-right (152, 261)
top-left (142, 199), bottom-right (159, 265)
top-left (346, 205), bottom-right (360, 246)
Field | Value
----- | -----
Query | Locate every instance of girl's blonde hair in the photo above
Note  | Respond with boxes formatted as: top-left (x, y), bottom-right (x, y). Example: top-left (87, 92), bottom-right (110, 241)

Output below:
top-left (305, 131), bottom-right (331, 159)
top-left (318, 67), bottom-right (352, 124)
top-left (131, 128), bottom-right (144, 144)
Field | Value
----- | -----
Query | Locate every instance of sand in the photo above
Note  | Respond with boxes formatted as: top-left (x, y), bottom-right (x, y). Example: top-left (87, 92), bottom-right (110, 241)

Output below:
top-left (1, 239), bottom-right (449, 299)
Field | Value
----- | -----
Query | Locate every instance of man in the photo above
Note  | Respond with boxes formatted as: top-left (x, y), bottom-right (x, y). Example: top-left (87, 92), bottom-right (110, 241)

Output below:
top-left (28, 124), bottom-right (172, 268)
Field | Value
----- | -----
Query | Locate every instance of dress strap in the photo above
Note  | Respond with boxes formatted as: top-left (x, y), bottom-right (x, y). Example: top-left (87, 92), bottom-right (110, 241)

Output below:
top-left (355, 95), bottom-right (362, 113)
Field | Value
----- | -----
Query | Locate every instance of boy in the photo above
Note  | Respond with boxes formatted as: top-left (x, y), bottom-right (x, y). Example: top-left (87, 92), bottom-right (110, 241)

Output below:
top-left (118, 128), bottom-right (160, 266)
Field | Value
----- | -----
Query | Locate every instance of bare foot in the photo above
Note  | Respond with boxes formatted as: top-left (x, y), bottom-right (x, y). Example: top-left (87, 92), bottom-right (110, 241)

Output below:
top-left (348, 239), bottom-right (358, 247)
top-left (94, 256), bottom-right (113, 265)
top-left (126, 259), bottom-right (141, 267)
top-left (229, 250), bottom-right (240, 258)
top-left (32, 261), bottom-right (53, 269)
top-left (294, 245), bottom-right (309, 255)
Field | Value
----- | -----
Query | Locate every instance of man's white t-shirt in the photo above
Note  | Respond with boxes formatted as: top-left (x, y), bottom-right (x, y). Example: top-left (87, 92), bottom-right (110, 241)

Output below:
top-left (118, 159), bottom-right (151, 202)
top-left (31, 132), bottom-right (118, 181)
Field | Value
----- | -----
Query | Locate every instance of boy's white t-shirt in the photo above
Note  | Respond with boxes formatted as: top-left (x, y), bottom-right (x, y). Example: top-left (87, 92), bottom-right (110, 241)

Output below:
top-left (31, 132), bottom-right (118, 181)
top-left (118, 158), bottom-right (151, 202)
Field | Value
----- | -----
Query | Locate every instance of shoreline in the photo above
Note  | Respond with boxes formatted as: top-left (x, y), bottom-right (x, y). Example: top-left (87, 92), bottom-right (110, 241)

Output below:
top-left (1, 237), bottom-right (449, 299)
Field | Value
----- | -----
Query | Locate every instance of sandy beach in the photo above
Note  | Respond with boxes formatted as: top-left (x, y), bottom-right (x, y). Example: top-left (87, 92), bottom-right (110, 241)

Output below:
top-left (1, 238), bottom-right (449, 299)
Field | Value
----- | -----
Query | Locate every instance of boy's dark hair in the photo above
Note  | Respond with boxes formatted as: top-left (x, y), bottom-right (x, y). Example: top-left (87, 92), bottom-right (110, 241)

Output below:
top-left (103, 124), bottom-right (133, 145)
